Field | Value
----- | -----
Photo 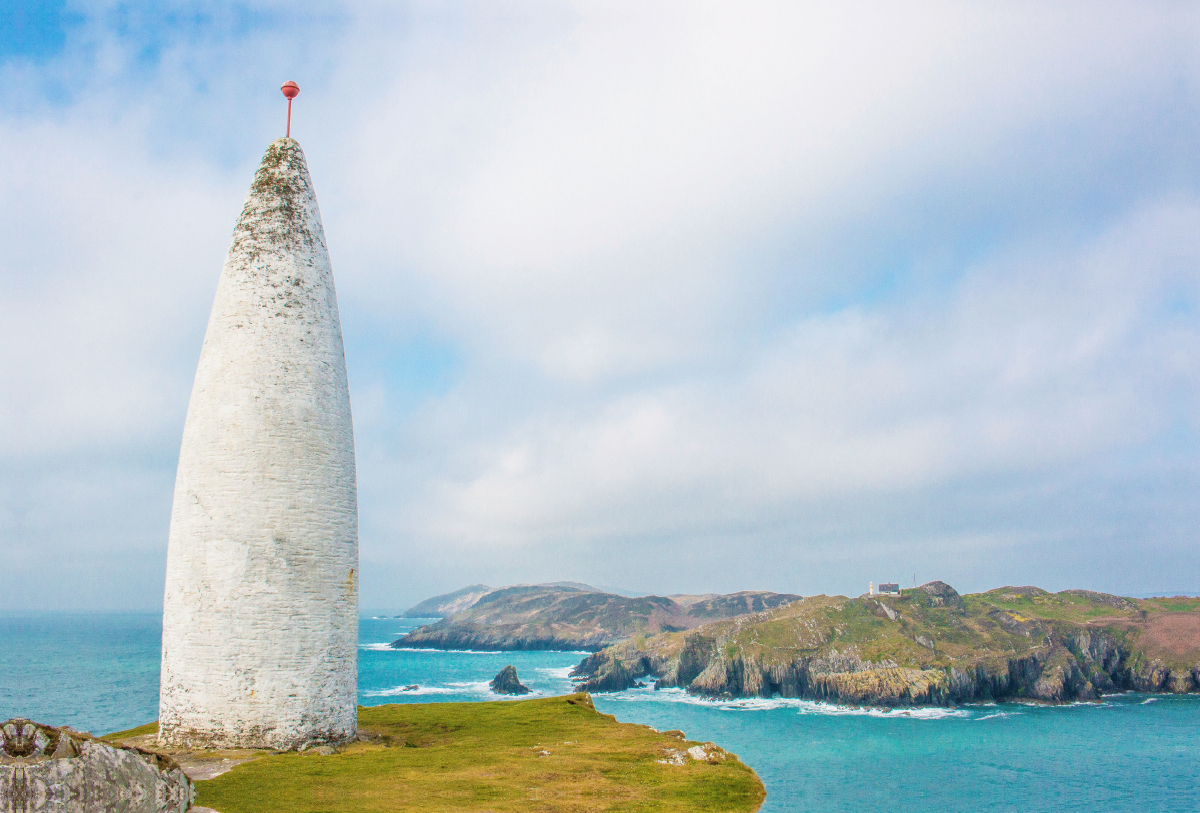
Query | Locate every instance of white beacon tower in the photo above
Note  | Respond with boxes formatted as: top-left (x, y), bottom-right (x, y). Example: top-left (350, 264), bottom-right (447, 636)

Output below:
top-left (159, 132), bottom-right (358, 750)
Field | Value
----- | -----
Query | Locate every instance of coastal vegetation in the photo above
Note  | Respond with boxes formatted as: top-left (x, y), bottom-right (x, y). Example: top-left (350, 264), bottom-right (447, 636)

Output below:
top-left (570, 583), bottom-right (1200, 705)
top-left (108, 694), bottom-right (765, 813)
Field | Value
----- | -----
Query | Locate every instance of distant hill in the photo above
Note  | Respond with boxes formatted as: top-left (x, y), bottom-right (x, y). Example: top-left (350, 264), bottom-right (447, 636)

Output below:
top-left (392, 585), bottom-right (802, 651)
top-left (571, 582), bottom-right (1200, 705)
top-left (402, 582), bottom-right (614, 618)
top-left (403, 585), bottom-right (493, 618)
top-left (676, 591), bottom-right (799, 620)
top-left (540, 581), bottom-right (606, 593)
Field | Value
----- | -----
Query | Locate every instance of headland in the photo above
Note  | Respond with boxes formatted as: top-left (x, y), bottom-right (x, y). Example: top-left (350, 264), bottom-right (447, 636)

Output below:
top-left (392, 583), bottom-right (802, 652)
top-left (569, 582), bottom-right (1200, 705)
top-left (108, 694), bottom-right (765, 813)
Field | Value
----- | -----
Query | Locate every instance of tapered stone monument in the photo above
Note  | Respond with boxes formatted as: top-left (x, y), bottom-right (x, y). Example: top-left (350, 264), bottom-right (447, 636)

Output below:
top-left (159, 137), bottom-right (358, 750)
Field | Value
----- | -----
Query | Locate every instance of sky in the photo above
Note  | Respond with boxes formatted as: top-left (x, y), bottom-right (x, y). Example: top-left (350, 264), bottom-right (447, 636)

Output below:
top-left (3, 1), bottom-right (1200, 611)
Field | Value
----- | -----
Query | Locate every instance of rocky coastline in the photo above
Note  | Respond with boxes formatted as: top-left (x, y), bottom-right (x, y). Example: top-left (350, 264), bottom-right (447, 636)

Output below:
top-left (570, 584), bottom-right (1200, 706)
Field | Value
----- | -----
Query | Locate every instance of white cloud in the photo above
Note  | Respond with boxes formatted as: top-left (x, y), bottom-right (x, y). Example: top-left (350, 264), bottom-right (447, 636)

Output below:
top-left (383, 200), bottom-right (1200, 544)
top-left (4, 1), bottom-right (1200, 607)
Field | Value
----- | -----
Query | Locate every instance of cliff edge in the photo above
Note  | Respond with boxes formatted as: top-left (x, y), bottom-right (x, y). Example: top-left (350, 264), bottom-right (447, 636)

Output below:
top-left (571, 583), bottom-right (1200, 705)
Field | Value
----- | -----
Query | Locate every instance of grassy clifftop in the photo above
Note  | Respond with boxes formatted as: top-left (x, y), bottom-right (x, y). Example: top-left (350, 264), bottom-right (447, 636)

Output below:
top-left (109, 695), bottom-right (765, 813)
top-left (572, 583), bottom-right (1200, 705)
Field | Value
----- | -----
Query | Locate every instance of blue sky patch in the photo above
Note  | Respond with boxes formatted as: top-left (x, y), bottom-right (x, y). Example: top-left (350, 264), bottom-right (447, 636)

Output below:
top-left (0, 0), bottom-right (83, 62)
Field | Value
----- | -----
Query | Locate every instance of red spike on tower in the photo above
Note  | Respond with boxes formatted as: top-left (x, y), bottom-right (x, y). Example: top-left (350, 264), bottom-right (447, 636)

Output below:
top-left (281, 81), bottom-right (300, 138)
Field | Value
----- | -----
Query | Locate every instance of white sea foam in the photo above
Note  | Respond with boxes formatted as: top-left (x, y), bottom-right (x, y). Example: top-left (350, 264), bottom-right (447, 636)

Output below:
top-left (364, 685), bottom-right (457, 697)
top-left (1141, 697), bottom-right (1158, 704)
top-left (366, 680), bottom-right (544, 700)
top-left (445, 680), bottom-right (494, 691)
top-left (794, 702), bottom-right (968, 720)
top-left (438, 680), bottom-right (550, 701)
top-left (359, 643), bottom-right (395, 651)
top-left (386, 647), bottom-right (502, 654)
top-left (602, 687), bottom-right (969, 719)
top-left (537, 666), bottom-right (577, 680)
top-left (974, 711), bottom-right (1019, 721)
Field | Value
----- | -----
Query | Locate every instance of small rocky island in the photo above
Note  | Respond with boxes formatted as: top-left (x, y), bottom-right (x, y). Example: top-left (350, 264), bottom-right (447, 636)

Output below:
top-left (489, 665), bottom-right (531, 695)
top-left (570, 582), bottom-right (1200, 705)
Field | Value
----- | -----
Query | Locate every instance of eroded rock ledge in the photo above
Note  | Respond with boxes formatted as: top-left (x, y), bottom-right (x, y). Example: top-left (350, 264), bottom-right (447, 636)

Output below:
top-left (0, 718), bottom-right (193, 813)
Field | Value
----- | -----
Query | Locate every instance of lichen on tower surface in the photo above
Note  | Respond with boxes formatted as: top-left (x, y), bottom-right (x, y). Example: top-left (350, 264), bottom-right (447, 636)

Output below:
top-left (159, 137), bottom-right (358, 751)
top-left (235, 138), bottom-right (321, 257)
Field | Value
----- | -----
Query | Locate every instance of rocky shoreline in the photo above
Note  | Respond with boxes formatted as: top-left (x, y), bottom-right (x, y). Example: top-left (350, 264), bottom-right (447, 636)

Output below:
top-left (574, 631), bottom-right (1200, 704)
top-left (570, 584), bottom-right (1200, 706)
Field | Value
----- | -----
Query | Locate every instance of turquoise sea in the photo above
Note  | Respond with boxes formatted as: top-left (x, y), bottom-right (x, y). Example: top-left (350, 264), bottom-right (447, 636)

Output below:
top-left (2, 612), bottom-right (1197, 811)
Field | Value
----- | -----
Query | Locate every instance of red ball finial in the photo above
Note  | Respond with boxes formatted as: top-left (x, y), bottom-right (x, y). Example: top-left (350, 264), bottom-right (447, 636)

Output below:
top-left (281, 81), bottom-right (300, 138)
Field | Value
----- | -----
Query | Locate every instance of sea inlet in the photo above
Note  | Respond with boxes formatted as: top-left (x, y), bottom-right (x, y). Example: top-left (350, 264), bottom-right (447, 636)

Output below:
top-left (2, 613), bottom-right (1196, 812)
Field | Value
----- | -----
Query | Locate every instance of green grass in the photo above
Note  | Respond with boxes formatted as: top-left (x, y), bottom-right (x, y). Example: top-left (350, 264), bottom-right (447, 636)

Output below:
top-left (964, 589), bottom-right (1126, 624)
top-left (104, 721), bottom-right (160, 740)
top-left (132, 694), bottom-right (762, 813)
top-left (1140, 596), bottom-right (1200, 613)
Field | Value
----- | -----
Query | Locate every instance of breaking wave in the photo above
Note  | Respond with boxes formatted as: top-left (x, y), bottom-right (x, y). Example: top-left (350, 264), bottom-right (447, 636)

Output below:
top-left (364, 685), bottom-right (457, 697)
top-left (537, 666), bottom-right (577, 680)
top-left (602, 687), bottom-right (971, 719)
top-left (381, 647), bottom-right (505, 654)
top-left (444, 680), bottom-right (493, 691)
top-left (974, 711), bottom-right (1019, 721)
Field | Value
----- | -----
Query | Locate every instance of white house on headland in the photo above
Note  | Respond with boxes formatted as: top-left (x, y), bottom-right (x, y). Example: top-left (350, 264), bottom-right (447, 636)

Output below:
top-left (869, 582), bottom-right (901, 596)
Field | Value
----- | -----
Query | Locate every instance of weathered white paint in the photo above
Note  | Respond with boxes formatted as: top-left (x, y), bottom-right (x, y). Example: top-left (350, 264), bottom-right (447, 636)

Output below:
top-left (159, 138), bottom-right (358, 750)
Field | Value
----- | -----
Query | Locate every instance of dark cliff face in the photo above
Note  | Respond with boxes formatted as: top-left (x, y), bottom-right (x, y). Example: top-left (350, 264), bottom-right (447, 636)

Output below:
top-left (575, 632), bottom-right (1200, 704)
top-left (570, 587), bottom-right (1200, 705)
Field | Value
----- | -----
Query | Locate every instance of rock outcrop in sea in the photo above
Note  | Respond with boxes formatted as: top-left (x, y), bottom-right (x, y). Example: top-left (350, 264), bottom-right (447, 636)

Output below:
top-left (0, 719), bottom-right (193, 813)
top-left (489, 666), bottom-right (531, 695)
top-left (571, 583), bottom-right (1200, 706)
